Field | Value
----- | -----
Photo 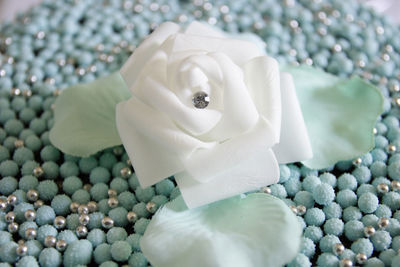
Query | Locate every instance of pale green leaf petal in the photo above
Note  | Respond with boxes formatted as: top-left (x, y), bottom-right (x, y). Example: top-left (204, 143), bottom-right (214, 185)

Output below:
top-left (141, 193), bottom-right (302, 267)
top-left (285, 66), bottom-right (384, 169)
top-left (49, 72), bottom-right (131, 157)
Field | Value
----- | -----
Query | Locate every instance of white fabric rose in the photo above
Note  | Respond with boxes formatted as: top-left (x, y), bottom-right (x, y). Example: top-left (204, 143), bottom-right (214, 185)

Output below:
top-left (116, 21), bottom-right (312, 208)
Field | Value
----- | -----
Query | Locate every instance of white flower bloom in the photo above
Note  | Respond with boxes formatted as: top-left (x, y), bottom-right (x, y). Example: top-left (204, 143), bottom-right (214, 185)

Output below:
top-left (116, 21), bottom-right (312, 208)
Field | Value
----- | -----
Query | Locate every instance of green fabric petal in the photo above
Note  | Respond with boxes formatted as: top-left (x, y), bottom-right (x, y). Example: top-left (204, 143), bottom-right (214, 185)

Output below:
top-left (49, 72), bottom-right (131, 157)
top-left (141, 193), bottom-right (302, 267)
top-left (285, 66), bottom-right (384, 169)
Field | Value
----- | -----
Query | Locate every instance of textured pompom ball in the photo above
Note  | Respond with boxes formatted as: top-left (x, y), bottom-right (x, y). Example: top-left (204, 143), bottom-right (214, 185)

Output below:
top-left (63, 240), bottom-right (93, 267)
top-left (370, 230), bottom-right (392, 252)
top-left (304, 208), bottom-right (325, 226)
top-left (38, 248), bottom-right (62, 267)
top-left (110, 241), bottom-right (132, 262)
top-left (358, 192), bottom-right (379, 213)
top-left (94, 244), bottom-right (112, 264)
top-left (351, 238), bottom-right (374, 257)
top-left (313, 183), bottom-right (335, 206)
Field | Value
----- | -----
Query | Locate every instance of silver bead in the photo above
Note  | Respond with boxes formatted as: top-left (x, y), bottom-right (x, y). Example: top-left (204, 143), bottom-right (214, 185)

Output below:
top-left (192, 91), bottom-right (210, 109)
top-left (7, 194), bottom-right (17, 206)
top-left (54, 216), bottom-right (66, 229)
top-left (83, 184), bottom-right (92, 191)
top-left (0, 198), bottom-right (8, 211)
top-left (353, 158), bottom-right (362, 166)
top-left (25, 228), bottom-right (37, 240)
top-left (5, 211), bottom-right (16, 223)
top-left (8, 222), bottom-right (19, 233)
top-left (44, 235), bottom-right (57, 247)
top-left (108, 189), bottom-right (117, 198)
top-left (79, 214), bottom-right (90, 225)
top-left (333, 243), bottom-right (345, 255)
top-left (33, 166), bottom-right (44, 177)
top-left (373, 128), bottom-right (378, 135)
top-left (120, 167), bottom-right (132, 178)
top-left (24, 209), bottom-right (36, 221)
top-left (113, 147), bottom-right (124, 156)
top-left (87, 201), bottom-right (98, 212)
top-left (22, 90), bottom-right (32, 97)
top-left (146, 202), bottom-right (157, 213)
top-left (387, 144), bottom-right (396, 154)
top-left (101, 217), bottom-right (114, 229)
top-left (332, 44), bottom-right (342, 53)
top-left (391, 181), bottom-right (400, 191)
top-left (364, 226), bottom-right (376, 237)
top-left (27, 189), bottom-right (39, 202)
top-left (34, 200), bottom-right (44, 209)
top-left (108, 197), bottom-right (119, 208)
top-left (56, 240), bottom-right (67, 251)
top-left (378, 217), bottom-right (390, 228)
top-left (356, 253), bottom-right (367, 264)
top-left (261, 187), bottom-right (271, 194)
top-left (289, 205), bottom-right (298, 214)
top-left (78, 204), bottom-right (89, 215)
top-left (70, 202), bottom-right (80, 213)
top-left (297, 205), bottom-right (307, 216)
top-left (127, 211), bottom-right (138, 223)
top-left (16, 244), bottom-right (28, 256)
top-left (340, 258), bottom-right (353, 267)
top-left (76, 225), bottom-right (88, 237)
top-left (14, 139), bottom-right (24, 148)
top-left (377, 183), bottom-right (389, 193)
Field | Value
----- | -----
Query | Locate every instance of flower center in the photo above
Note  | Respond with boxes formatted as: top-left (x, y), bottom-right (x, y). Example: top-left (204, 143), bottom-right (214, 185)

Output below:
top-left (192, 91), bottom-right (210, 109)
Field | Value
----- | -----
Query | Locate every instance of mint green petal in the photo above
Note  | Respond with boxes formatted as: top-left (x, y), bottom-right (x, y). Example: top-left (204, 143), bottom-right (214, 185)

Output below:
top-left (141, 193), bottom-right (302, 267)
top-left (49, 72), bottom-right (131, 157)
top-left (285, 66), bottom-right (384, 169)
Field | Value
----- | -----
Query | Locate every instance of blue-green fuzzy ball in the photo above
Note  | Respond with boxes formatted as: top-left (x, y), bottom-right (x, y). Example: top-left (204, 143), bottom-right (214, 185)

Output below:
top-left (319, 173), bottom-right (336, 187)
top-left (26, 240), bottom-right (42, 257)
top-left (87, 229), bottom-right (106, 248)
top-left (25, 135), bottom-right (42, 152)
top-left (294, 191), bottom-right (314, 208)
top-left (4, 119), bottom-right (24, 136)
top-left (99, 261), bottom-right (118, 267)
top-left (344, 220), bottom-right (364, 241)
top-left (337, 173), bottom-right (358, 190)
top-left (90, 183), bottom-right (109, 202)
top-left (151, 195), bottom-right (168, 207)
top-left (316, 253), bottom-right (339, 267)
top-left (40, 132), bottom-right (51, 146)
top-left (63, 176), bottom-right (83, 195)
top-left (299, 237), bottom-right (315, 258)
top-left (132, 202), bottom-right (150, 218)
top-left (379, 249), bottom-right (396, 266)
top-left (392, 236), bottom-right (400, 251)
top-left (134, 218), bottom-right (150, 235)
top-left (305, 208), bottom-right (325, 226)
top-left (352, 166), bottom-right (372, 184)
top-left (57, 230), bottom-right (78, 245)
top-left (0, 160), bottom-right (19, 177)
top-left (16, 256), bottom-right (39, 267)
top-left (370, 161), bottom-right (387, 178)
top-left (42, 161), bottom-right (59, 180)
top-left (88, 212), bottom-right (105, 230)
top-left (12, 189), bottom-right (27, 204)
top-left (109, 207), bottom-right (128, 227)
top-left (37, 225), bottom-right (58, 244)
top-left (111, 162), bottom-right (128, 178)
top-left (288, 165), bottom-right (301, 180)
top-left (13, 147), bottom-right (34, 165)
top-left (287, 253), bottom-right (311, 267)
top-left (155, 179), bottom-right (175, 196)
top-left (90, 167), bottom-right (110, 184)
top-left (370, 230), bottom-right (392, 252)
top-left (0, 231), bottom-right (12, 246)
top-left (126, 234), bottom-right (141, 252)
top-left (110, 241), bottom-right (132, 262)
top-left (364, 257), bottom-right (384, 267)
top-left (386, 218), bottom-right (400, 237)
top-left (313, 183), bottom-right (335, 206)
top-left (392, 255), bottom-right (400, 267)
top-left (66, 214), bottom-right (80, 230)
top-left (300, 166), bottom-right (318, 178)
top-left (51, 194), bottom-right (72, 216)
top-left (343, 206), bottom-right (362, 222)
top-left (135, 187), bottom-right (155, 203)
top-left (117, 191), bottom-right (137, 210)
top-left (388, 161), bottom-right (400, 180)
top-left (63, 155), bottom-right (79, 163)
top-left (372, 177), bottom-right (391, 187)
top-left (375, 204), bottom-right (392, 218)
top-left (79, 157), bottom-right (98, 174)
top-left (382, 191), bottom-right (400, 211)
top-left (21, 161), bottom-right (39, 176)
top-left (351, 238), bottom-right (374, 257)
top-left (336, 189), bottom-right (357, 208)
top-left (59, 161), bottom-right (79, 178)
top-left (18, 175), bottom-right (38, 191)
top-left (99, 153), bottom-right (117, 170)
top-left (362, 214), bottom-right (379, 228)
top-left (63, 240), bottom-right (93, 267)
top-left (72, 189), bottom-right (90, 204)
top-left (128, 174), bottom-right (140, 190)
top-left (169, 187), bottom-right (181, 200)
top-left (357, 184), bottom-right (377, 196)
top-left (279, 165), bottom-right (291, 183)
top-left (358, 192), bottom-right (379, 213)
top-left (36, 205), bottom-right (56, 225)
top-left (395, 210), bottom-right (400, 221)
top-left (11, 97), bottom-right (26, 111)
top-left (39, 248), bottom-right (61, 267)
top-left (30, 118), bottom-right (47, 135)
top-left (14, 202), bottom-right (34, 223)
top-left (0, 146), bottom-right (10, 162)
top-left (37, 180), bottom-right (58, 201)
top-left (371, 149), bottom-right (387, 162)
top-left (324, 218), bottom-right (344, 236)
top-left (297, 217), bottom-right (306, 231)
top-left (323, 202), bottom-right (342, 219)
top-left (339, 249), bottom-right (355, 261)
top-left (128, 252), bottom-right (148, 267)
top-left (94, 244), bottom-right (112, 264)
top-left (110, 177), bottom-right (129, 194)
top-left (269, 184), bottom-right (287, 199)
top-left (106, 227), bottom-right (128, 244)
top-left (98, 199), bottom-right (111, 215)
top-left (284, 178), bottom-right (302, 197)
top-left (19, 108), bottom-right (36, 124)
top-left (40, 145), bottom-right (60, 162)
top-left (319, 234), bottom-right (341, 253)
top-left (0, 242), bottom-right (18, 263)
top-left (0, 176), bottom-right (18, 195)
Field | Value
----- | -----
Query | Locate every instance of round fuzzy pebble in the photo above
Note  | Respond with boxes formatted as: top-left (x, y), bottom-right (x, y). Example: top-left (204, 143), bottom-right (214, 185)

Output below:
top-left (343, 206), bottom-right (362, 222)
top-left (39, 248), bottom-right (61, 267)
top-left (370, 230), bottom-right (392, 252)
top-left (18, 175), bottom-right (38, 191)
top-left (358, 192), bottom-right (379, 213)
top-left (51, 194), bottom-right (72, 216)
top-left (110, 177), bottom-right (128, 194)
top-left (0, 160), bottom-right (19, 177)
top-left (16, 256), bottom-right (39, 267)
top-left (357, 184), bottom-right (377, 196)
top-left (100, 261), bottom-right (118, 267)
top-left (316, 253), bottom-right (339, 267)
top-left (169, 187), bottom-right (181, 200)
top-left (387, 219), bottom-right (400, 237)
top-left (134, 218), bottom-right (150, 235)
top-left (13, 189), bottom-right (27, 204)
top-left (66, 214), bottom-right (80, 230)
top-left (87, 229), bottom-right (106, 248)
top-left (88, 212), bottom-right (105, 230)
top-left (128, 174), bottom-right (140, 190)
top-left (313, 183), bottom-right (335, 206)
top-left (132, 202), bottom-right (150, 218)
top-left (37, 225), bottom-right (58, 243)
top-left (382, 192), bottom-right (400, 211)
top-left (4, 119), bottom-right (24, 136)
top-left (71, 189), bottom-right (90, 204)
top-left (284, 179), bottom-right (302, 197)
top-left (14, 202), bottom-right (34, 223)
top-left (362, 214), bottom-right (379, 228)
top-left (110, 240), bottom-right (132, 262)
top-left (392, 236), bottom-right (400, 252)
top-left (57, 230), bottom-right (78, 245)
top-left (98, 199), bottom-right (112, 215)
top-left (323, 203), bottom-right (342, 219)
top-left (126, 234), bottom-right (141, 252)
top-left (109, 207), bottom-right (128, 227)
top-left (111, 162), bottom-right (128, 178)
top-left (25, 135), bottom-right (42, 152)
top-left (90, 183), bottom-right (109, 202)
top-left (319, 234), bottom-right (341, 253)
top-left (63, 176), bottom-right (83, 195)
top-left (269, 184), bottom-right (287, 199)
top-left (0, 146), bottom-right (10, 162)
top-left (59, 161), bottom-right (79, 178)
top-left (337, 173), bottom-right (358, 191)
top-left (117, 191), bottom-right (137, 210)
top-left (301, 175), bottom-right (321, 193)
top-left (344, 220), bottom-right (364, 241)
top-left (36, 205), bottom-right (56, 225)
top-left (324, 218), bottom-right (344, 236)
top-left (25, 240), bottom-right (42, 257)
top-left (392, 255), bottom-right (400, 267)
top-left (37, 180), bottom-right (58, 201)
top-left (94, 244), bottom-right (112, 264)
top-left (99, 153), bottom-right (117, 170)
top-left (0, 176), bottom-right (18, 195)
top-left (339, 249), bottom-right (355, 261)
top-left (375, 204), bottom-right (392, 218)
top-left (287, 253), bottom-right (311, 267)
top-left (336, 189), bottom-right (358, 208)
top-left (364, 257), bottom-right (384, 267)
top-left (370, 161), bottom-right (387, 178)
top-left (299, 237), bottom-right (315, 258)
top-left (106, 227), bottom-right (128, 244)
top-left (352, 166), bottom-right (372, 184)
top-left (305, 208), bottom-right (325, 226)
top-left (63, 240), bottom-right (93, 267)
top-left (21, 161), bottom-right (39, 176)
top-left (79, 157), bottom-right (98, 174)
top-left (379, 249), bottom-right (396, 266)
top-left (155, 179), bottom-right (175, 196)
top-left (90, 167), bottom-right (110, 184)
top-left (351, 238), bottom-right (374, 257)
top-left (128, 252), bottom-right (148, 267)
top-left (13, 147), bottom-right (34, 165)
top-left (388, 161), bottom-right (400, 181)
top-left (294, 191), bottom-right (314, 208)
top-left (0, 231), bottom-right (12, 246)
top-left (41, 161), bottom-right (59, 180)
top-left (319, 173), bottom-right (336, 187)
top-left (135, 187), bottom-right (156, 203)
top-left (40, 145), bottom-right (60, 162)
top-left (0, 242), bottom-right (19, 263)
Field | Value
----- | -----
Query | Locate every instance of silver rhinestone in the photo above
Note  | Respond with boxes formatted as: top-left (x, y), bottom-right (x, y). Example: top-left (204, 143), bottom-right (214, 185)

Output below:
top-left (356, 253), bottom-right (367, 264)
top-left (8, 222), bottom-right (19, 233)
top-left (76, 225), bottom-right (88, 237)
top-left (70, 202), bottom-right (80, 213)
top-left (123, 0), bottom-right (133, 9)
top-left (133, 4), bottom-right (143, 13)
top-left (146, 202), bottom-right (157, 213)
top-left (377, 183), bottom-right (389, 194)
top-left (54, 216), bottom-right (66, 229)
top-left (192, 91), bottom-right (210, 109)
top-left (5, 56), bottom-right (14, 64)
top-left (262, 187), bottom-right (271, 194)
top-left (108, 197), bottom-right (119, 208)
top-left (7, 195), bottom-right (17, 206)
top-left (4, 37), bottom-right (12, 45)
top-left (317, 11), bottom-right (327, 20)
top-left (83, 184), bottom-right (92, 191)
top-left (203, 2), bottom-right (212, 11)
top-left (289, 49), bottom-right (297, 57)
top-left (25, 228), bottom-right (37, 240)
top-left (208, 17), bottom-right (217, 25)
top-left (149, 2), bottom-right (159, 11)
top-left (373, 128), bottom-right (378, 135)
top-left (376, 26), bottom-right (384, 35)
top-left (353, 158), bottom-right (362, 166)
top-left (160, 4), bottom-right (170, 13)
top-left (102, 217), bottom-right (114, 229)
top-left (304, 58), bottom-right (313, 66)
top-left (87, 201), bottom-right (98, 212)
top-left (289, 205), bottom-right (298, 214)
top-left (178, 14), bottom-right (188, 23)
top-left (289, 20), bottom-right (299, 29)
top-left (0, 199), bottom-right (8, 211)
top-left (33, 166), bottom-right (44, 177)
top-left (44, 235), bottom-right (57, 247)
top-left (120, 167), bottom-right (132, 178)
top-left (108, 189), bottom-right (118, 198)
top-left (340, 259), bottom-right (353, 267)
top-left (364, 226), bottom-right (375, 237)
top-left (345, 14), bottom-right (354, 22)
top-left (22, 89), bottom-right (32, 97)
top-left (36, 31), bottom-right (45, 40)
top-left (0, 69), bottom-right (6, 77)
top-left (332, 44), bottom-right (342, 53)
top-left (381, 53), bottom-right (390, 62)
top-left (390, 83), bottom-right (400, 92)
top-left (333, 243), bottom-right (345, 255)
top-left (297, 205), bottom-right (307, 216)
top-left (5, 211), bottom-right (16, 223)
top-left (11, 88), bottom-right (21, 96)
top-left (56, 58), bottom-right (66, 67)
top-left (356, 60), bottom-right (366, 68)
top-left (28, 75), bottom-right (38, 83)
top-left (378, 217), bottom-right (390, 228)
top-left (88, 65), bottom-right (97, 73)
top-left (219, 5), bottom-right (229, 14)
top-left (331, 10), bottom-right (341, 18)
top-left (317, 27), bottom-right (327, 36)
top-left (391, 181), bottom-right (400, 191)
top-left (75, 68), bottom-right (86, 76)
top-left (127, 211), bottom-right (138, 223)
top-left (387, 144), bottom-right (396, 153)
top-left (24, 209), bottom-right (36, 221)
top-left (113, 147), bottom-right (124, 156)
top-left (16, 244), bottom-right (28, 256)
top-left (79, 214), bottom-right (90, 225)
top-left (34, 200), bottom-right (44, 209)
top-left (56, 240), bottom-right (67, 251)
top-left (385, 44), bottom-right (394, 53)
top-left (78, 204), bottom-right (89, 215)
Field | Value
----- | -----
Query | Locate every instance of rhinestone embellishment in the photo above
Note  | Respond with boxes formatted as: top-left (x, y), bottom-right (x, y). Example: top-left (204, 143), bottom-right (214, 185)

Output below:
top-left (192, 91), bottom-right (210, 109)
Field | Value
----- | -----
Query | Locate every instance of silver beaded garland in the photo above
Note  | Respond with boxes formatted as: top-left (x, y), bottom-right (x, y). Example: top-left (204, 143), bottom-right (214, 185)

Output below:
top-left (378, 217), bottom-right (390, 228)
top-left (340, 259), bottom-right (353, 267)
top-left (70, 202), bottom-right (80, 213)
top-left (7, 195), bottom-right (17, 206)
top-left (87, 201), bottom-right (98, 212)
top-left (364, 226), bottom-right (375, 237)
top-left (146, 201), bottom-right (157, 213)
top-left (333, 243), bottom-right (345, 255)
top-left (0, 199), bottom-right (7, 211)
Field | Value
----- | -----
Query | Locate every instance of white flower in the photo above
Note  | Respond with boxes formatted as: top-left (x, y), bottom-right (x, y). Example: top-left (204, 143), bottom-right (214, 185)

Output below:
top-left (116, 21), bottom-right (312, 208)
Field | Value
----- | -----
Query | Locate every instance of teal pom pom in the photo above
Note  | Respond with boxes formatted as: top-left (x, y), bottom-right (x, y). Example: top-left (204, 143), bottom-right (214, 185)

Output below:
top-left (319, 173), bottom-right (336, 187)
top-left (362, 214), bottom-right (379, 228)
top-left (364, 257), bottom-right (384, 267)
top-left (37, 180), bottom-right (58, 201)
top-left (299, 237), bottom-right (315, 258)
top-left (99, 261), bottom-right (118, 267)
top-left (110, 241), bottom-right (132, 262)
top-left (0, 176), bottom-right (18, 195)
top-left (109, 207), bottom-right (128, 227)
top-left (343, 206), bottom-right (362, 222)
top-left (128, 174), bottom-right (140, 190)
top-left (63, 240), bottom-right (93, 267)
top-left (370, 230), bottom-right (392, 252)
top-left (18, 221), bottom-right (37, 239)
top-left (110, 177), bottom-right (128, 194)
top-left (36, 205), bottom-right (56, 225)
top-left (99, 153), bottom-right (117, 170)
top-left (128, 252), bottom-right (148, 267)
top-left (90, 183), bottom-right (109, 202)
top-left (387, 218), bottom-right (400, 237)
top-left (18, 175), bottom-right (38, 191)
top-left (111, 162), bottom-right (128, 177)
top-left (79, 157), bottom-right (98, 174)
top-left (42, 161), bottom-right (59, 180)
top-left (294, 191), bottom-right (314, 208)
top-left (323, 202), bottom-right (342, 219)
top-left (324, 218), bottom-right (344, 236)
top-left (135, 187), bottom-right (155, 202)
top-left (155, 179), bottom-right (175, 196)
top-left (284, 178), bottom-right (302, 197)
top-left (51, 194), bottom-right (72, 216)
top-left (98, 199), bottom-right (111, 215)
top-left (358, 192), bottom-right (379, 213)
top-left (0, 146), bottom-right (10, 162)
top-left (382, 192), bottom-right (400, 211)
top-left (339, 249), bottom-right (355, 261)
top-left (392, 236), bottom-right (400, 252)
top-left (0, 160), bottom-right (19, 177)
top-left (134, 218), bottom-right (150, 235)
top-left (12, 189), bottom-right (27, 204)
top-left (392, 255), bottom-right (400, 267)
top-left (313, 183), bottom-right (335, 206)
top-left (151, 195), bottom-right (168, 207)
top-left (90, 167), bottom-right (110, 184)
top-left (4, 119), bottom-right (24, 136)
top-left (14, 202), bottom-right (34, 223)
top-left (25, 240), bottom-right (42, 257)
top-left (0, 242), bottom-right (18, 263)
top-left (379, 249), bottom-right (396, 266)
top-left (30, 118), bottom-right (47, 135)
top-left (337, 173), bottom-right (358, 190)
top-left (59, 161), bottom-right (79, 178)
top-left (88, 212), bottom-right (105, 230)
top-left (375, 204), bottom-right (392, 218)
top-left (351, 238), bottom-right (374, 257)
top-left (357, 184), bottom-right (377, 196)
top-left (370, 161), bottom-right (387, 178)
top-left (62, 176), bottom-right (83, 195)
top-left (13, 147), bottom-right (34, 165)
top-left (39, 248), bottom-right (61, 267)
top-left (288, 253), bottom-right (311, 267)
top-left (317, 253), bottom-right (339, 267)
top-left (72, 189), bottom-right (90, 204)
top-left (94, 244), bottom-right (112, 264)
top-left (336, 189), bottom-right (357, 208)
top-left (57, 230), bottom-right (78, 244)
top-left (169, 186), bottom-right (181, 200)
top-left (319, 234), bottom-right (340, 253)
top-left (37, 225), bottom-right (57, 243)
top-left (106, 227), bottom-right (127, 244)
top-left (117, 191), bottom-right (137, 210)
top-left (87, 229), bottom-right (106, 247)
top-left (20, 161), bottom-right (39, 176)
top-left (344, 220), bottom-right (364, 241)
top-left (132, 202), bottom-right (150, 218)
top-left (269, 184), bottom-right (288, 199)
top-left (66, 214), bottom-right (80, 230)
top-left (304, 208), bottom-right (325, 226)
top-left (388, 161), bottom-right (400, 180)
top-left (126, 234), bottom-right (141, 252)
top-left (0, 231), bottom-right (12, 246)
top-left (16, 256), bottom-right (39, 267)
top-left (352, 166), bottom-right (371, 184)
top-left (40, 145), bottom-right (60, 162)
